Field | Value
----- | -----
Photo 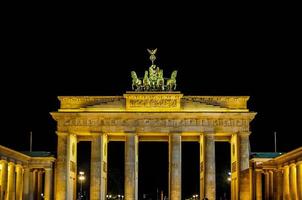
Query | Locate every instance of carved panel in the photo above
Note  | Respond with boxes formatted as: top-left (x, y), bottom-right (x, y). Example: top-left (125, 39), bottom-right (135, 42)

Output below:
top-left (124, 92), bottom-right (183, 111)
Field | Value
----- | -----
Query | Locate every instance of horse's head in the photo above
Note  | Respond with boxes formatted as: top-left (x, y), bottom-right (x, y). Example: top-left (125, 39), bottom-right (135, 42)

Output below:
top-left (158, 69), bottom-right (163, 78)
top-left (144, 71), bottom-right (148, 78)
top-left (131, 71), bottom-right (137, 79)
top-left (171, 70), bottom-right (178, 79)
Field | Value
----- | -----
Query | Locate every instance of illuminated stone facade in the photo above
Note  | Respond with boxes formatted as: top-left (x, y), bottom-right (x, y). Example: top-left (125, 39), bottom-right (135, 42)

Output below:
top-left (51, 92), bottom-right (256, 200)
top-left (250, 147), bottom-right (302, 200)
top-left (0, 145), bottom-right (55, 200)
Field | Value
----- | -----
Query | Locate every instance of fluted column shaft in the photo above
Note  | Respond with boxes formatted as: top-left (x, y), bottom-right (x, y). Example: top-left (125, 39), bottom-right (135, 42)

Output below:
top-left (264, 172), bottom-right (269, 200)
top-left (239, 134), bottom-right (250, 171)
top-left (283, 165), bottom-right (290, 200)
top-left (23, 167), bottom-right (30, 200)
top-left (275, 170), bottom-right (283, 200)
top-left (297, 161), bottom-right (302, 200)
top-left (44, 168), bottom-right (53, 200)
top-left (55, 133), bottom-right (77, 200)
top-left (6, 162), bottom-right (16, 200)
top-left (91, 134), bottom-right (107, 200)
top-left (205, 135), bottom-right (215, 200)
top-left (37, 170), bottom-right (43, 200)
top-left (269, 170), bottom-right (274, 200)
top-left (29, 169), bottom-right (37, 200)
top-left (255, 170), bottom-right (262, 200)
top-left (169, 133), bottom-right (181, 200)
top-left (15, 164), bottom-right (23, 200)
top-left (125, 134), bottom-right (138, 200)
top-left (289, 163), bottom-right (298, 200)
top-left (0, 160), bottom-right (8, 200)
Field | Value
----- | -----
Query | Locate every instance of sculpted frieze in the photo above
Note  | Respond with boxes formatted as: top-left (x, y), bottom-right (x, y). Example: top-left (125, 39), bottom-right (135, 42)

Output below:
top-left (60, 118), bottom-right (249, 128)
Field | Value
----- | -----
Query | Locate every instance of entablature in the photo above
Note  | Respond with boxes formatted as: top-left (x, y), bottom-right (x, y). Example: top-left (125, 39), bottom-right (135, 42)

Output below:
top-left (58, 94), bottom-right (250, 112)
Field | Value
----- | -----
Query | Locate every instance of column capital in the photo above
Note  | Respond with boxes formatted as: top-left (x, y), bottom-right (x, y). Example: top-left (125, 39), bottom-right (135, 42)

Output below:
top-left (238, 130), bottom-right (250, 137)
top-left (238, 132), bottom-right (251, 137)
top-left (8, 161), bottom-right (15, 166)
top-left (44, 167), bottom-right (53, 171)
top-left (90, 131), bottom-right (106, 136)
top-left (296, 160), bottom-right (302, 166)
top-left (15, 164), bottom-right (23, 169)
top-left (283, 164), bottom-right (290, 169)
top-left (56, 131), bottom-right (69, 136)
top-left (0, 159), bottom-right (8, 164)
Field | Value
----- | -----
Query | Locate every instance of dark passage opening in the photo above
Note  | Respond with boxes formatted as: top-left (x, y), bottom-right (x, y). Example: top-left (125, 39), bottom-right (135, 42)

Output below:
top-left (77, 141), bottom-right (91, 200)
top-left (182, 142), bottom-right (200, 200)
top-left (215, 142), bottom-right (231, 200)
top-left (108, 141), bottom-right (125, 197)
top-left (139, 142), bottom-right (168, 200)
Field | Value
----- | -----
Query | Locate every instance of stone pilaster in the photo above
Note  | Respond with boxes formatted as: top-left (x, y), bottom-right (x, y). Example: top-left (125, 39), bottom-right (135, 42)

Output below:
top-left (264, 171), bottom-right (269, 200)
top-left (23, 167), bottom-right (30, 200)
top-left (29, 169), bottom-right (37, 200)
top-left (44, 168), bottom-right (53, 200)
top-left (289, 163), bottom-right (298, 200)
top-left (205, 134), bottom-right (215, 200)
top-left (231, 133), bottom-right (239, 200)
top-left (55, 134), bottom-right (68, 200)
top-left (169, 133), bottom-right (181, 200)
top-left (268, 170), bottom-right (274, 200)
top-left (255, 170), bottom-right (262, 200)
top-left (15, 164), bottom-right (23, 200)
top-left (297, 161), bottom-right (302, 200)
top-left (239, 134), bottom-right (250, 171)
top-left (55, 133), bottom-right (77, 200)
top-left (90, 134), bottom-right (107, 200)
top-left (6, 162), bottom-right (16, 200)
top-left (0, 160), bottom-right (8, 200)
top-left (37, 170), bottom-right (43, 200)
top-left (274, 169), bottom-right (283, 200)
top-left (283, 165), bottom-right (290, 200)
top-left (125, 134), bottom-right (138, 200)
top-left (199, 134), bottom-right (205, 199)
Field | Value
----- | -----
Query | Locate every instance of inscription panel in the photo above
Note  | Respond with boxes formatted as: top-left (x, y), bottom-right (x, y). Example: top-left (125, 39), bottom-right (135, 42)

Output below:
top-left (124, 93), bottom-right (183, 111)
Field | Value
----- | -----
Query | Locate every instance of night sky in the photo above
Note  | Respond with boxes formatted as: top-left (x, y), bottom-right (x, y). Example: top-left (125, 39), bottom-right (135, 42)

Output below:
top-left (1, 29), bottom-right (301, 198)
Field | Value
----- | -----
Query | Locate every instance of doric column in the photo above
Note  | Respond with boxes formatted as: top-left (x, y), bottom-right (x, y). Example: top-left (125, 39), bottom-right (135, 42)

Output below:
top-left (283, 165), bottom-right (290, 200)
top-left (239, 134), bottom-right (250, 171)
top-left (55, 133), bottom-right (77, 200)
top-left (37, 170), bottom-right (43, 200)
top-left (297, 161), bottom-right (302, 200)
top-left (29, 169), bottom-right (37, 200)
top-left (255, 170), bottom-right (262, 200)
top-left (289, 163), bottom-right (298, 200)
top-left (15, 164), bottom-right (23, 200)
top-left (268, 170), bottom-right (274, 200)
top-left (91, 134), bottom-right (108, 200)
top-left (239, 133), bottom-right (250, 200)
top-left (23, 167), bottom-right (30, 200)
top-left (231, 133), bottom-right (239, 200)
top-left (44, 168), bottom-right (53, 200)
top-left (0, 160), bottom-right (8, 200)
top-left (199, 134), bottom-right (205, 199)
top-left (264, 171), bottom-right (269, 200)
top-left (125, 133), bottom-right (138, 200)
top-left (169, 133), bottom-right (181, 200)
top-left (205, 134), bottom-right (215, 200)
top-left (6, 162), bottom-right (16, 200)
top-left (274, 169), bottom-right (283, 200)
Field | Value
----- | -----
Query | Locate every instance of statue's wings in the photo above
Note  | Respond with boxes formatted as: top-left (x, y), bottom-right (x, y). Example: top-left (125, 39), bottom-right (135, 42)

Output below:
top-left (147, 48), bottom-right (157, 54)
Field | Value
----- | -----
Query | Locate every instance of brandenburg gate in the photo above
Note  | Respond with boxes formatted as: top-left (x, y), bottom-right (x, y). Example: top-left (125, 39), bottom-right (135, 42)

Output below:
top-left (51, 49), bottom-right (256, 200)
